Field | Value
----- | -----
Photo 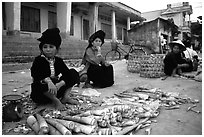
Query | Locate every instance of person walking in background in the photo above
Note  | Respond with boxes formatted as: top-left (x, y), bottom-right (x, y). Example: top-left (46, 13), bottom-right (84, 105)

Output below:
top-left (162, 40), bottom-right (193, 80)
top-left (79, 30), bottom-right (114, 88)
top-left (30, 28), bottom-right (80, 110)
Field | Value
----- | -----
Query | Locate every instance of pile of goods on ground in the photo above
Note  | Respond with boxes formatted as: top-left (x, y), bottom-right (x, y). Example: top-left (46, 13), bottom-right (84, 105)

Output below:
top-left (24, 86), bottom-right (200, 135)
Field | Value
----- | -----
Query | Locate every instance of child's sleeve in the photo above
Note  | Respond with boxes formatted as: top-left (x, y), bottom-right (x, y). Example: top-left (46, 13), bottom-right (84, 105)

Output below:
top-left (31, 57), bottom-right (49, 82)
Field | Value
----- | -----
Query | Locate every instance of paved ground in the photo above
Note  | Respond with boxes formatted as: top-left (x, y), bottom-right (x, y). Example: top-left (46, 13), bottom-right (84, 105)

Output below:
top-left (2, 59), bottom-right (202, 135)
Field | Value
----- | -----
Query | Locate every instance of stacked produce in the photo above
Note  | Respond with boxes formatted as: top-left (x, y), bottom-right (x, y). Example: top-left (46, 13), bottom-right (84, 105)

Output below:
top-left (139, 54), bottom-right (165, 78)
top-left (26, 86), bottom-right (199, 135)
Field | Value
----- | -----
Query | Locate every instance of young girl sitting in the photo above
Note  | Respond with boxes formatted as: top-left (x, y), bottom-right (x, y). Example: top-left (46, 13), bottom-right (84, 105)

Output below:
top-left (30, 28), bottom-right (80, 110)
top-left (80, 30), bottom-right (114, 88)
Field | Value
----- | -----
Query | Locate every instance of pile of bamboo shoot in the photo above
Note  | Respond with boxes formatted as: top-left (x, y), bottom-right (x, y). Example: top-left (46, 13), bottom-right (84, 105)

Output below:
top-left (27, 113), bottom-right (97, 135)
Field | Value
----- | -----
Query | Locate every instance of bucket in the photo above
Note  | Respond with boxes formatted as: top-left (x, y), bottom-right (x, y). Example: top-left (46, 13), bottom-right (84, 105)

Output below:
top-left (2, 94), bottom-right (24, 122)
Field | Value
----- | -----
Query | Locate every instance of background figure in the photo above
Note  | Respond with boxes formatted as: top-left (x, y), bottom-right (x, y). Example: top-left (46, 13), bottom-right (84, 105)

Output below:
top-left (183, 40), bottom-right (199, 71)
top-left (30, 28), bottom-right (80, 110)
top-left (163, 40), bottom-right (193, 77)
top-left (79, 30), bottom-right (114, 88)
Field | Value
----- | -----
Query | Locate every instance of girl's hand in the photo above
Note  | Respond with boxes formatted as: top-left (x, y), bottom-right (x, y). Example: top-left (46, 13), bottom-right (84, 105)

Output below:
top-left (104, 62), bottom-right (110, 66)
top-left (47, 81), bottom-right (57, 95)
top-left (96, 46), bottom-right (102, 56)
top-left (55, 80), bottom-right (65, 91)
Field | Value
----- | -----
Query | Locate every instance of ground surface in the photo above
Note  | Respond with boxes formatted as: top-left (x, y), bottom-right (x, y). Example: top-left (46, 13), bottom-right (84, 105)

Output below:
top-left (2, 59), bottom-right (202, 135)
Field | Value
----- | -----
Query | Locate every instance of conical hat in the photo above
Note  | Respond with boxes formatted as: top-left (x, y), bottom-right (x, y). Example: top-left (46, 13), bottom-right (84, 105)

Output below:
top-left (169, 40), bottom-right (186, 51)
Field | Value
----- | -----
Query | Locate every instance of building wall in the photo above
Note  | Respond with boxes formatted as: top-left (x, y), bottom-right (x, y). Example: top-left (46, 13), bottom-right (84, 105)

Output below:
top-left (141, 2), bottom-right (192, 41)
top-left (128, 21), bottom-right (159, 52)
top-left (2, 2), bottom-right (142, 62)
top-left (2, 36), bottom-right (112, 63)
top-left (142, 10), bottom-right (183, 29)
top-left (128, 19), bottom-right (174, 53)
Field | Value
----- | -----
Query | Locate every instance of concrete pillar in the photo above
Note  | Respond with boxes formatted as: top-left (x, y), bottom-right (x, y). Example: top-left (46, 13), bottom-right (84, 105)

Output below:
top-left (188, 13), bottom-right (191, 27)
top-left (184, 12), bottom-right (190, 26)
top-left (89, 3), bottom-right (99, 36)
top-left (127, 17), bottom-right (130, 30)
top-left (57, 2), bottom-right (72, 39)
top-left (5, 2), bottom-right (21, 35)
top-left (40, 8), bottom-right (48, 33)
top-left (111, 10), bottom-right (116, 42)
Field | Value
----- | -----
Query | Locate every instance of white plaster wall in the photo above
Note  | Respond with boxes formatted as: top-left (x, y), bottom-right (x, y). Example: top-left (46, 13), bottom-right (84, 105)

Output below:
top-left (172, 13), bottom-right (182, 27)
top-left (73, 15), bottom-right (82, 39)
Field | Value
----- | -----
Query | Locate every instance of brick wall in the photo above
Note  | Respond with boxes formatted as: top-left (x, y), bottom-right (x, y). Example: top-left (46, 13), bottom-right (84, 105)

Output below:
top-left (2, 36), bottom-right (112, 63)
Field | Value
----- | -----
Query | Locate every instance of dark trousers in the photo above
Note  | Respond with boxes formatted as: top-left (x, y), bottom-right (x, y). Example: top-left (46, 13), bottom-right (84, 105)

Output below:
top-left (31, 69), bottom-right (79, 105)
top-left (87, 64), bottom-right (114, 88)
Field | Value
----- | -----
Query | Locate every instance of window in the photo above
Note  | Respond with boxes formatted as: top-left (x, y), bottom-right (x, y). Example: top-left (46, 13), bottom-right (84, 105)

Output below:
top-left (101, 23), bottom-right (111, 39)
top-left (117, 26), bottom-right (122, 40)
top-left (48, 11), bottom-right (57, 29)
top-left (123, 28), bottom-right (128, 44)
top-left (21, 5), bottom-right (40, 32)
top-left (83, 19), bottom-right (89, 40)
top-left (70, 16), bottom-right (74, 36)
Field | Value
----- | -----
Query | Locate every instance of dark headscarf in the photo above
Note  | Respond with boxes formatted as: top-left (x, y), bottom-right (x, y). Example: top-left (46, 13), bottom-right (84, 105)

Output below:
top-left (88, 30), bottom-right (105, 45)
top-left (37, 28), bottom-right (62, 50)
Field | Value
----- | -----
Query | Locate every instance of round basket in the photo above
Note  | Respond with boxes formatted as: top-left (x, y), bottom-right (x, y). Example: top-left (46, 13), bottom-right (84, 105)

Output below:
top-left (139, 54), bottom-right (165, 78)
top-left (127, 53), bottom-right (144, 73)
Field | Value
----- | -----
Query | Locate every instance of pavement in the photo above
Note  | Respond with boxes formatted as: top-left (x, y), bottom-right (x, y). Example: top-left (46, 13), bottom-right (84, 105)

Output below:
top-left (2, 59), bottom-right (202, 135)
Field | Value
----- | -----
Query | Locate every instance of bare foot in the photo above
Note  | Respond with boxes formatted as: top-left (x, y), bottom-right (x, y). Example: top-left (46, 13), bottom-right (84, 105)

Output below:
top-left (61, 97), bottom-right (79, 105)
top-left (172, 74), bottom-right (180, 77)
top-left (161, 75), bottom-right (168, 80)
top-left (53, 100), bottom-right (66, 110)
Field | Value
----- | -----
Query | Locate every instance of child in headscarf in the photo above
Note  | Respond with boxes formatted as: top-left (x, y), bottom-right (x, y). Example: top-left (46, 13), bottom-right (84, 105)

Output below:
top-left (80, 30), bottom-right (114, 88)
top-left (163, 40), bottom-right (193, 79)
top-left (30, 28), bottom-right (80, 110)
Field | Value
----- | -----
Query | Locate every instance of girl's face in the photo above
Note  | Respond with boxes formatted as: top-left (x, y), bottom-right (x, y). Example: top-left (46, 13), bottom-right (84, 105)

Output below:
top-left (172, 45), bottom-right (180, 54)
top-left (42, 44), bottom-right (58, 58)
top-left (92, 38), bottom-right (102, 50)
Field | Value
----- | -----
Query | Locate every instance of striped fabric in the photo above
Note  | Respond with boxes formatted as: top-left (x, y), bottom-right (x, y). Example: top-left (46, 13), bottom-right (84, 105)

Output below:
top-left (41, 54), bottom-right (55, 77)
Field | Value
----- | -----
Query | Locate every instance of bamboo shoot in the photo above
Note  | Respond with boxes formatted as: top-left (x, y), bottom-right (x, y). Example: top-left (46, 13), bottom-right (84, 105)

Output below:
top-left (35, 113), bottom-right (49, 134)
top-left (26, 115), bottom-right (40, 135)
top-left (116, 117), bottom-right (149, 135)
top-left (48, 123), bottom-right (62, 135)
top-left (63, 115), bottom-right (96, 125)
top-left (46, 118), bottom-right (72, 135)
top-left (54, 118), bottom-right (75, 130)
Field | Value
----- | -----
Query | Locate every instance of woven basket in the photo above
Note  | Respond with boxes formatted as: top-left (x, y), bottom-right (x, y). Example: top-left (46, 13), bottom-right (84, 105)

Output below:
top-left (139, 54), bottom-right (165, 78)
top-left (127, 53), bottom-right (143, 73)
